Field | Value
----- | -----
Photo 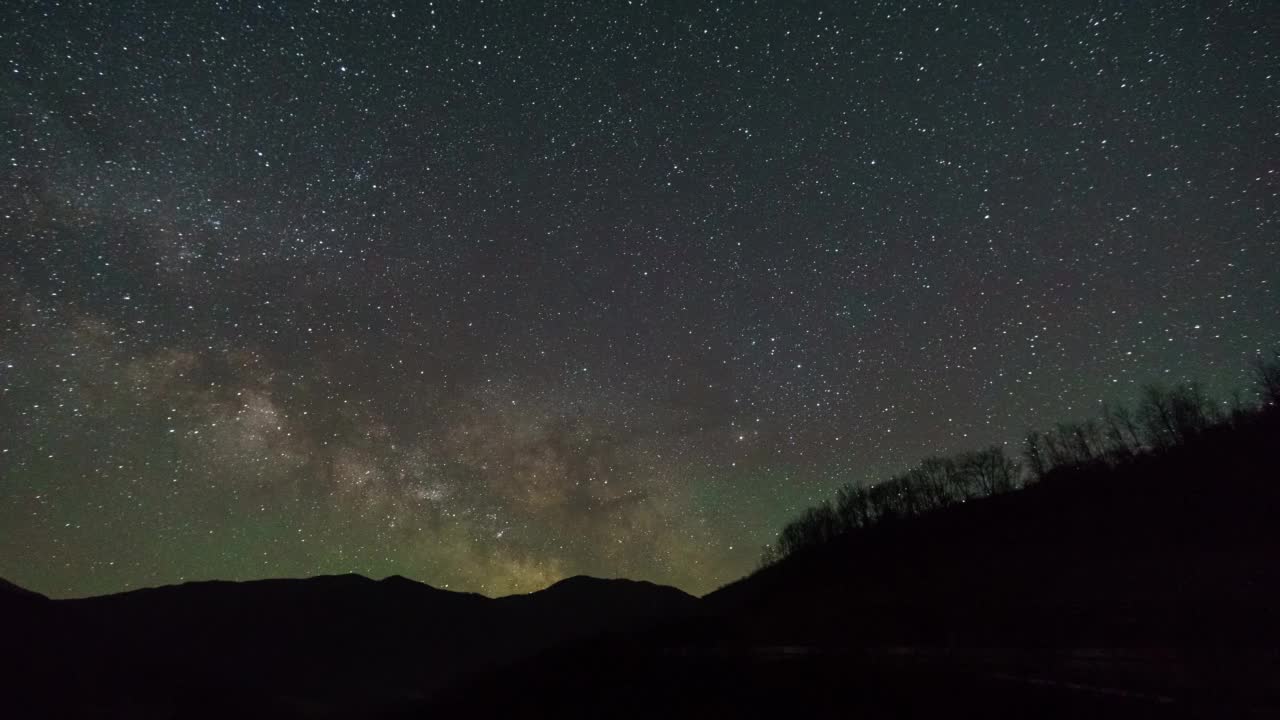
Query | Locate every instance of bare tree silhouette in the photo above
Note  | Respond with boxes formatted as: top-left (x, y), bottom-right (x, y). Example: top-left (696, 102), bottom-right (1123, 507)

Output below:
top-left (761, 353), bottom-right (1280, 567)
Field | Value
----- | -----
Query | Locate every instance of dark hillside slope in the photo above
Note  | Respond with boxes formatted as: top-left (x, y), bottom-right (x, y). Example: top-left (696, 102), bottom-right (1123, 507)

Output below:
top-left (421, 410), bottom-right (1280, 718)
top-left (707, 409), bottom-right (1280, 649)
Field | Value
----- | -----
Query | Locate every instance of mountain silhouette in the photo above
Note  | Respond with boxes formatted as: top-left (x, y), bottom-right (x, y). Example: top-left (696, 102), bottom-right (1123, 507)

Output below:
top-left (5, 393), bottom-right (1279, 717)
top-left (2, 572), bottom-right (697, 717)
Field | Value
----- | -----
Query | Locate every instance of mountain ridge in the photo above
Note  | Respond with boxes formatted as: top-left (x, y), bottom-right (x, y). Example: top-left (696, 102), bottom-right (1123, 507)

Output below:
top-left (1, 568), bottom-right (701, 717)
top-left (6, 570), bottom-right (698, 604)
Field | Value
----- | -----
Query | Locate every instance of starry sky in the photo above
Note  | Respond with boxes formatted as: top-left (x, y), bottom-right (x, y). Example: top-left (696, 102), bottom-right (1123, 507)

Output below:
top-left (2, 1), bottom-right (1276, 599)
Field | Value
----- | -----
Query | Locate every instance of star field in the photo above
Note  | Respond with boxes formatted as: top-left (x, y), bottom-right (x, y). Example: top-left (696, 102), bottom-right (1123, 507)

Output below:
top-left (1, 0), bottom-right (1276, 597)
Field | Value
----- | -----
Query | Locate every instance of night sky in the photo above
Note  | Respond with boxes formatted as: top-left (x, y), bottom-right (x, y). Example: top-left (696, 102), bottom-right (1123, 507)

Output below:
top-left (2, 1), bottom-right (1275, 599)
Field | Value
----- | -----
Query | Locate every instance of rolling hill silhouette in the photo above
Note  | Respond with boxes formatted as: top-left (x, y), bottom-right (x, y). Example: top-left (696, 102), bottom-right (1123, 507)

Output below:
top-left (2, 572), bottom-right (698, 717)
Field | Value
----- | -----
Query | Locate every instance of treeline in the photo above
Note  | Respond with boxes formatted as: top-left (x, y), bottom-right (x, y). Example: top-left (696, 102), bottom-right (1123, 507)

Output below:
top-left (759, 446), bottom-right (1020, 566)
top-left (761, 353), bottom-right (1280, 567)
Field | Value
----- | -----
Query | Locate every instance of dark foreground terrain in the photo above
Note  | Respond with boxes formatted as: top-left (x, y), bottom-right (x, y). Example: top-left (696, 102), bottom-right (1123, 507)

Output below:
top-left (423, 407), bottom-right (1280, 718)
top-left (5, 408), bottom-right (1279, 717)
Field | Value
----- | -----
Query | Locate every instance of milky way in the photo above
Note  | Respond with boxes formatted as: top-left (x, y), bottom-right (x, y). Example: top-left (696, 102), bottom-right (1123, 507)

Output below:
top-left (2, 1), bottom-right (1276, 597)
